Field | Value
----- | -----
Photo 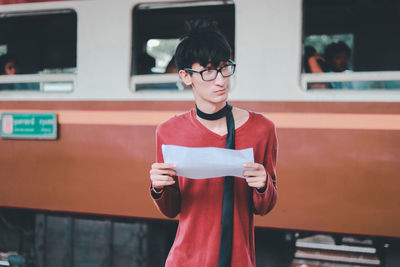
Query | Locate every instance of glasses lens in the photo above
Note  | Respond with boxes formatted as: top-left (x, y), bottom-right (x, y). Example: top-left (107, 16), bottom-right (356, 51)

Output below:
top-left (221, 65), bottom-right (235, 77)
top-left (201, 69), bottom-right (217, 81)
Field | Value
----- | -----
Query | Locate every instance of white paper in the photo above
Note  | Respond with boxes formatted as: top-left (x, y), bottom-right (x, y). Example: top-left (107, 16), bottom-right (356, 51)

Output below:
top-left (162, 144), bottom-right (254, 179)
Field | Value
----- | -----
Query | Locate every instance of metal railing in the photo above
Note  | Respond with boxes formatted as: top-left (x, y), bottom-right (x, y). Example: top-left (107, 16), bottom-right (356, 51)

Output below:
top-left (131, 73), bottom-right (185, 91)
top-left (301, 71), bottom-right (400, 90)
top-left (0, 73), bottom-right (75, 92)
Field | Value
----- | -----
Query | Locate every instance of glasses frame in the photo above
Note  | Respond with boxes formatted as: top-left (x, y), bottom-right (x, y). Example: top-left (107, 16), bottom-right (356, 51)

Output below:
top-left (184, 59), bottom-right (236, 81)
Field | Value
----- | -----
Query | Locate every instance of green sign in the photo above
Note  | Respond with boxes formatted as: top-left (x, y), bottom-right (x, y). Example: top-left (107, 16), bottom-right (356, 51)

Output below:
top-left (0, 113), bottom-right (58, 140)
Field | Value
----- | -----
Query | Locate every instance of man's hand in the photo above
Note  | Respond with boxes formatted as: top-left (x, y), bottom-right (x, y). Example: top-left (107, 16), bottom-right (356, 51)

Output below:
top-left (243, 163), bottom-right (267, 189)
top-left (150, 163), bottom-right (177, 189)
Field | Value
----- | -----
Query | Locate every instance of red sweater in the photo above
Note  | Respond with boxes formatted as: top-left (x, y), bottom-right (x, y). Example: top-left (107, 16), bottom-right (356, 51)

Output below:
top-left (151, 108), bottom-right (278, 267)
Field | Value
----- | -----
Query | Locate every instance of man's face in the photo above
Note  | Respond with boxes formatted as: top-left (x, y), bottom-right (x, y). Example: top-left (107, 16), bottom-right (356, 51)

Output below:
top-left (185, 62), bottom-right (231, 105)
top-left (333, 51), bottom-right (349, 72)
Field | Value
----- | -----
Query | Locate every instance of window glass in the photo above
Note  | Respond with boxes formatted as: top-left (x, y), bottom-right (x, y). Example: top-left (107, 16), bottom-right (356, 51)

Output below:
top-left (304, 34), bottom-right (354, 71)
top-left (146, 38), bottom-right (180, 73)
top-left (0, 45), bottom-right (7, 55)
top-left (0, 9), bottom-right (77, 91)
top-left (131, 1), bottom-right (235, 91)
top-left (302, 0), bottom-right (400, 90)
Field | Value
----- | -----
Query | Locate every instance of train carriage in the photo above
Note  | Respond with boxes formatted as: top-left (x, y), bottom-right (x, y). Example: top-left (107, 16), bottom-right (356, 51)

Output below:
top-left (0, 0), bottom-right (399, 266)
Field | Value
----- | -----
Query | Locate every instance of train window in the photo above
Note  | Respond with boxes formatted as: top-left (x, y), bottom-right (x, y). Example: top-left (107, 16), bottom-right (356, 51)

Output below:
top-left (302, 0), bottom-right (400, 90)
top-left (131, 1), bottom-right (235, 91)
top-left (0, 9), bottom-right (77, 92)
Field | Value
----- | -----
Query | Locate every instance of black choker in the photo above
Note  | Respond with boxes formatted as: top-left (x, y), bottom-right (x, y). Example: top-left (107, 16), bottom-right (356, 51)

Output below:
top-left (196, 103), bottom-right (232, 121)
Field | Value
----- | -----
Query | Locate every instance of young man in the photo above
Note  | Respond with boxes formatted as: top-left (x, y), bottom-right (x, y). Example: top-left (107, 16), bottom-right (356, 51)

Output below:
top-left (150, 21), bottom-right (278, 267)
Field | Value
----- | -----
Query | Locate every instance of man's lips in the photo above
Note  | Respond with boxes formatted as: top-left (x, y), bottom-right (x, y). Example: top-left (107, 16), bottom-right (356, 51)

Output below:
top-left (215, 88), bottom-right (226, 94)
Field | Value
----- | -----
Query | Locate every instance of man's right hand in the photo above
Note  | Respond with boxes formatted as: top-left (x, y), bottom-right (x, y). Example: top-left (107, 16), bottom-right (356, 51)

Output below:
top-left (150, 163), bottom-right (177, 190)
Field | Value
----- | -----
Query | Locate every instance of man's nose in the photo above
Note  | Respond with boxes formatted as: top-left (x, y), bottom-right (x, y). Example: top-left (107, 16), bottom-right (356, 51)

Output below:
top-left (214, 71), bottom-right (225, 84)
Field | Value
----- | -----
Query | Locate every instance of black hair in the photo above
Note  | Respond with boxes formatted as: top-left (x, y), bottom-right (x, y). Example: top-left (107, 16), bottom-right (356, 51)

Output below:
top-left (174, 18), bottom-right (231, 70)
top-left (324, 41), bottom-right (351, 62)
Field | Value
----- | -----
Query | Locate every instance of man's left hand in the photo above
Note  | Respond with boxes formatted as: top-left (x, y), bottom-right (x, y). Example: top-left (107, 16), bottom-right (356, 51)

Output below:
top-left (243, 163), bottom-right (267, 189)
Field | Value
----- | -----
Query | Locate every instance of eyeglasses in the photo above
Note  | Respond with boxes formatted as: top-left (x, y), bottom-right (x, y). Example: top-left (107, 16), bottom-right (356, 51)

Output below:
top-left (184, 60), bottom-right (236, 81)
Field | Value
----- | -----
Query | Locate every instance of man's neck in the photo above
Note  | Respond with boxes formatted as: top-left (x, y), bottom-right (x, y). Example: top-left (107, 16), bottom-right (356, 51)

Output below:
top-left (195, 100), bottom-right (226, 115)
top-left (195, 101), bottom-right (231, 136)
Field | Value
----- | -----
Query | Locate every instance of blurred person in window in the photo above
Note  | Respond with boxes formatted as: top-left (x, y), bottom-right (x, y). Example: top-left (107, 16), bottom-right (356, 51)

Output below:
top-left (304, 45), bottom-right (327, 73)
top-left (304, 46), bottom-right (328, 89)
top-left (324, 41), bottom-right (353, 89)
top-left (0, 54), bottom-right (18, 90)
top-left (0, 54), bottom-right (18, 75)
top-left (324, 41), bottom-right (351, 72)
top-left (0, 54), bottom-right (39, 90)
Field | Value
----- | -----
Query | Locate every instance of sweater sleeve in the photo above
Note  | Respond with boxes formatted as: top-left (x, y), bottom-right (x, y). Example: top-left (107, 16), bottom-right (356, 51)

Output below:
top-left (150, 126), bottom-right (181, 218)
top-left (253, 125), bottom-right (278, 215)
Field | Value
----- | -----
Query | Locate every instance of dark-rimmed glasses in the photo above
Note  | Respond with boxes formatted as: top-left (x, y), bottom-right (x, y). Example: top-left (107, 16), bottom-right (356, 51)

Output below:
top-left (184, 60), bottom-right (236, 81)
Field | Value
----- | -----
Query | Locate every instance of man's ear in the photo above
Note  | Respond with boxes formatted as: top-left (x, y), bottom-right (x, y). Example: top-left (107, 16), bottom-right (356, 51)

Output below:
top-left (179, 69), bottom-right (192, 86)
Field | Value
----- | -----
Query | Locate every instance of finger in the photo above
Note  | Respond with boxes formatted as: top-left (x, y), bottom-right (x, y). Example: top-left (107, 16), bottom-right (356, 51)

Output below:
top-left (152, 180), bottom-right (175, 188)
top-left (153, 179), bottom-right (176, 185)
top-left (245, 177), bottom-right (264, 183)
top-left (247, 181), bottom-right (266, 189)
top-left (151, 172), bottom-right (176, 181)
top-left (151, 175), bottom-right (176, 182)
top-left (245, 178), bottom-right (266, 186)
top-left (151, 174), bottom-right (175, 182)
top-left (243, 170), bottom-right (264, 177)
top-left (150, 168), bottom-right (177, 177)
top-left (243, 162), bottom-right (264, 170)
top-left (152, 162), bottom-right (177, 170)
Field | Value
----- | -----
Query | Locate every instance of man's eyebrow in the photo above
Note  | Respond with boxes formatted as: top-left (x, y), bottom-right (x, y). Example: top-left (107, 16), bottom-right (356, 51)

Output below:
top-left (204, 64), bottom-right (224, 69)
top-left (201, 65), bottom-right (213, 70)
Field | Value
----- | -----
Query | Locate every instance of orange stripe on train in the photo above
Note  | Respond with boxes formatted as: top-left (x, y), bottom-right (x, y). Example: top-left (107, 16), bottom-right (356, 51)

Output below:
top-left (1, 109), bottom-right (400, 130)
